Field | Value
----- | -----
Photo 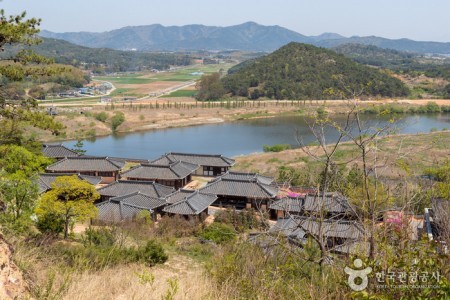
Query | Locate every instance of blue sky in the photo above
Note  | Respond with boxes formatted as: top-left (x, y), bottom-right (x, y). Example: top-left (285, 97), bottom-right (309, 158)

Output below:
top-left (3, 0), bottom-right (450, 42)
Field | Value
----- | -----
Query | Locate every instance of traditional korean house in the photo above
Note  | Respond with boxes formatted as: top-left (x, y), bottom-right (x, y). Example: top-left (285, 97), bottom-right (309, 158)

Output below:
top-left (270, 216), bottom-right (367, 255)
top-left (270, 192), bottom-right (355, 220)
top-left (120, 161), bottom-right (198, 189)
top-left (199, 171), bottom-right (278, 210)
top-left (95, 192), bottom-right (167, 223)
top-left (97, 180), bottom-right (175, 202)
top-left (163, 189), bottom-right (218, 220)
top-left (151, 152), bottom-right (235, 177)
top-left (38, 173), bottom-right (102, 194)
top-left (45, 157), bottom-right (124, 184)
top-left (42, 143), bottom-right (79, 160)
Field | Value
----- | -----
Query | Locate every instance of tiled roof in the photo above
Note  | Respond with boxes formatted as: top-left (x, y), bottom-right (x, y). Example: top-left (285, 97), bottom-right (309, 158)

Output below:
top-left (220, 172), bottom-right (274, 185)
top-left (106, 157), bottom-right (151, 164)
top-left (97, 180), bottom-right (175, 198)
top-left (151, 152), bottom-right (235, 168)
top-left (37, 173), bottom-right (102, 194)
top-left (270, 216), bottom-right (365, 241)
top-left (110, 192), bottom-right (167, 210)
top-left (200, 171), bottom-right (278, 199)
top-left (163, 190), bottom-right (217, 215)
top-left (78, 174), bottom-right (103, 186)
top-left (121, 161), bottom-right (198, 180)
top-left (42, 144), bottom-right (79, 158)
top-left (303, 192), bottom-right (354, 215)
top-left (96, 200), bottom-right (152, 223)
top-left (46, 157), bottom-right (124, 172)
top-left (269, 197), bottom-right (303, 213)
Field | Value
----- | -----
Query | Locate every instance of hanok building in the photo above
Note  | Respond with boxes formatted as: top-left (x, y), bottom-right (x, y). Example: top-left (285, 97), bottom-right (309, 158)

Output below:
top-left (97, 180), bottom-right (175, 202)
top-left (163, 189), bottom-right (218, 219)
top-left (120, 161), bottom-right (199, 189)
top-left (151, 152), bottom-right (235, 177)
top-left (95, 192), bottom-right (167, 223)
top-left (270, 192), bottom-right (355, 220)
top-left (200, 171), bottom-right (279, 210)
top-left (270, 216), bottom-right (367, 255)
top-left (37, 173), bottom-right (102, 194)
top-left (45, 157), bottom-right (124, 184)
top-left (42, 143), bottom-right (79, 160)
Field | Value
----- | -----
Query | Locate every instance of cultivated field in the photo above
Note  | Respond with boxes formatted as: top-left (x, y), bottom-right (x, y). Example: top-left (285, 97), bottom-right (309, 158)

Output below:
top-left (93, 64), bottom-right (234, 100)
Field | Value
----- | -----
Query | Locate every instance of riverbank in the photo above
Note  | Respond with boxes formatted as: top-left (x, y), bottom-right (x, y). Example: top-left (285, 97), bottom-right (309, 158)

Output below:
top-left (233, 131), bottom-right (450, 181)
top-left (37, 99), bottom-right (450, 142)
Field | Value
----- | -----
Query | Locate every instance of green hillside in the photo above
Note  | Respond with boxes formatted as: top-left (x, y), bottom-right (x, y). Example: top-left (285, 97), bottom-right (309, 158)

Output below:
top-left (224, 42), bottom-right (409, 100)
top-left (3, 38), bottom-right (192, 73)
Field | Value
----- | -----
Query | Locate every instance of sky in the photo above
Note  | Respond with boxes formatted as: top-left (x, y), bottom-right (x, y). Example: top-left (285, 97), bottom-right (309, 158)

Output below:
top-left (2, 0), bottom-right (450, 42)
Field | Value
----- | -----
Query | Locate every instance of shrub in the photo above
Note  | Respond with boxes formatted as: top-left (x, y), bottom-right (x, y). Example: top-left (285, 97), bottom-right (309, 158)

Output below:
top-left (425, 101), bottom-right (441, 113)
top-left (94, 111), bottom-right (108, 122)
top-left (199, 222), bottom-right (236, 244)
top-left (82, 227), bottom-right (115, 247)
top-left (111, 111), bottom-right (125, 131)
top-left (36, 213), bottom-right (64, 235)
top-left (135, 210), bottom-right (153, 225)
top-left (214, 208), bottom-right (266, 232)
top-left (263, 144), bottom-right (291, 152)
top-left (156, 216), bottom-right (200, 239)
top-left (135, 240), bottom-right (168, 266)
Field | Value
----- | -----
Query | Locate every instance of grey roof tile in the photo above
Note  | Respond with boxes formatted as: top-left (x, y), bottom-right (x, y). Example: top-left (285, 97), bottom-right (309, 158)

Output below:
top-left (97, 180), bottom-right (175, 198)
top-left (37, 173), bottom-right (101, 194)
top-left (152, 152), bottom-right (235, 168)
top-left (96, 201), bottom-right (152, 223)
top-left (269, 197), bottom-right (303, 213)
top-left (200, 171), bottom-right (278, 199)
top-left (270, 216), bottom-right (365, 241)
top-left (121, 161), bottom-right (198, 180)
top-left (42, 144), bottom-right (79, 158)
top-left (163, 190), bottom-right (217, 215)
top-left (110, 192), bottom-right (167, 210)
top-left (46, 157), bottom-right (123, 172)
top-left (303, 192), bottom-right (354, 215)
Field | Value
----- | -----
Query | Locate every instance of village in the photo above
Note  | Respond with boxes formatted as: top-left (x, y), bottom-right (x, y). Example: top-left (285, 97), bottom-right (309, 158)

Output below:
top-left (39, 143), bottom-right (447, 257)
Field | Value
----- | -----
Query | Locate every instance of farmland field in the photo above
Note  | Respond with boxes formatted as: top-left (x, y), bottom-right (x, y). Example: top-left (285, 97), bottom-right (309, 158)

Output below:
top-left (161, 89), bottom-right (197, 98)
top-left (93, 63), bottom-right (234, 99)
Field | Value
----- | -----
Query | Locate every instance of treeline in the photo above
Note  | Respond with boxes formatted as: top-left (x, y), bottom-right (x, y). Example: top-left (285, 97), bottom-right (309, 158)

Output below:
top-left (333, 43), bottom-right (450, 80)
top-left (221, 43), bottom-right (409, 100)
top-left (0, 63), bottom-right (89, 100)
top-left (3, 38), bottom-right (193, 73)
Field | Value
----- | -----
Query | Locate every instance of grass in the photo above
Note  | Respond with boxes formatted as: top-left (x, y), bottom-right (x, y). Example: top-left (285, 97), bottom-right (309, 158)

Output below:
top-left (94, 77), bottom-right (154, 84)
top-left (161, 89), bottom-right (196, 98)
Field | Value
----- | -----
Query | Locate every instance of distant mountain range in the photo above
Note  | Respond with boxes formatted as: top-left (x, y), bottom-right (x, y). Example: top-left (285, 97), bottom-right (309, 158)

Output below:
top-left (40, 22), bottom-right (450, 54)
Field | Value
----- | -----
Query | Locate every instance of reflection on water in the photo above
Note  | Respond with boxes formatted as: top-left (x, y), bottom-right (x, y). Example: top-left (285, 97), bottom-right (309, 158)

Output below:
top-left (67, 113), bottom-right (449, 159)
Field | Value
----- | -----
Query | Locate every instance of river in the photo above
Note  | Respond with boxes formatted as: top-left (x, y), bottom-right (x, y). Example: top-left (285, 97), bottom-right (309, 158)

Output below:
top-left (67, 113), bottom-right (450, 160)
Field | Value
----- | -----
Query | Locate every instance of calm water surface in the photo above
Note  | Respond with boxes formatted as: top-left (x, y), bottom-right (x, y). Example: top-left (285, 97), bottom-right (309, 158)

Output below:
top-left (67, 114), bottom-right (450, 160)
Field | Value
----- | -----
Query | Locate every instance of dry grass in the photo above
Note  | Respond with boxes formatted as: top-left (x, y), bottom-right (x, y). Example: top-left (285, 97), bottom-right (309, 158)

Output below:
top-left (63, 256), bottom-right (212, 300)
top-left (234, 131), bottom-right (450, 179)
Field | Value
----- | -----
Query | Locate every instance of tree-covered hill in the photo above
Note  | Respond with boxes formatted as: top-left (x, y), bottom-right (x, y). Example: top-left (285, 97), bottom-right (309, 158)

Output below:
top-left (2, 38), bottom-right (192, 73)
top-left (332, 43), bottom-right (417, 68)
top-left (223, 43), bottom-right (409, 100)
top-left (332, 44), bottom-right (450, 81)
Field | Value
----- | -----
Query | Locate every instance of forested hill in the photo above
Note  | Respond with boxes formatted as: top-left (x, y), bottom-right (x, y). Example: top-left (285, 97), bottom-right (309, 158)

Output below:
top-left (3, 38), bottom-right (192, 73)
top-left (332, 44), bottom-right (417, 68)
top-left (223, 43), bottom-right (409, 100)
